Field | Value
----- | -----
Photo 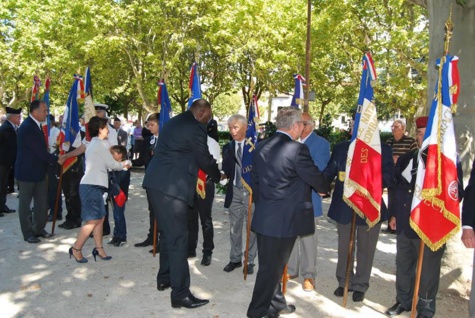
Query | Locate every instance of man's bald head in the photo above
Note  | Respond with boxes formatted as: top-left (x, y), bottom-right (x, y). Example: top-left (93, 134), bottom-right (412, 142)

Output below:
top-left (190, 99), bottom-right (212, 125)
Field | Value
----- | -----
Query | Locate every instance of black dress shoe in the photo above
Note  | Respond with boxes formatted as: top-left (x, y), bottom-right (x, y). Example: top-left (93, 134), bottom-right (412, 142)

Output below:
top-left (277, 304), bottom-right (296, 315)
top-left (25, 236), bottom-right (41, 243)
top-left (157, 282), bottom-right (171, 291)
top-left (385, 302), bottom-right (409, 316)
top-left (148, 243), bottom-right (160, 253)
top-left (59, 221), bottom-right (81, 230)
top-left (35, 230), bottom-right (55, 239)
top-left (352, 291), bottom-right (365, 302)
top-left (243, 263), bottom-right (255, 275)
top-left (134, 238), bottom-right (153, 247)
top-left (171, 295), bottom-right (209, 309)
top-left (201, 254), bottom-right (212, 266)
top-left (108, 237), bottom-right (119, 245)
top-left (2, 207), bottom-right (15, 213)
top-left (334, 287), bottom-right (353, 297)
top-left (0, 212), bottom-right (4, 217)
top-left (223, 261), bottom-right (242, 272)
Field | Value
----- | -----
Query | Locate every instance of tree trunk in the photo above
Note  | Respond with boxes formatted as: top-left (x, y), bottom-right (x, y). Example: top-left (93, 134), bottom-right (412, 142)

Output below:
top-left (426, 0), bottom-right (475, 182)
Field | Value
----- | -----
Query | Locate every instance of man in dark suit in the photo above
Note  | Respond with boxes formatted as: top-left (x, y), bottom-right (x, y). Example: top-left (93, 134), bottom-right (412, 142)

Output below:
top-left (385, 117), bottom-right (464, 318)
top-left (324, 131), bottom-right (394, 302)
top-left (15, 101), bottom-right (63, 243)
top-left (0, 107), bottom-right (22, 216)
top-left (222, 114), bottom-right (257, 274)
top-left (143, 99), bottom-right (221, 309)
top-left (462, 159), bottom-right (475, 318)
top-left (247, 107), bottom-right (329, 318)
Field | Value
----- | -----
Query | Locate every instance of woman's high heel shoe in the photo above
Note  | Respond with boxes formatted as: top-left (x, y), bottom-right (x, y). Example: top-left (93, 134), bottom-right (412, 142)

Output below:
top-left (92, 247), bottom-right (112, 262)
top-left (69, 247), bottom-right (88, 263)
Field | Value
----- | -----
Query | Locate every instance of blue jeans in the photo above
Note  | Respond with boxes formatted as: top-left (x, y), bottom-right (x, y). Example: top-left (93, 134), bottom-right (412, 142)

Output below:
top-left (112, 201), bottom-right (127, 240)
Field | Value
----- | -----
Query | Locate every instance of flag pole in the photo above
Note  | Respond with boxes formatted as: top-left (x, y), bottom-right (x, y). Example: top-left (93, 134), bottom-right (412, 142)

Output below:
top-left (282, 265), bottom-right (288, 294)
top-left (410, 7), bottom-right (454, 318)
top-left (51, 166), bottom-right (64, 234)
top-left (303, 0), bottom-right (311, 113)
top-left (410, 240), bottom-right (425, 318)
top-left (243, 194), bottom-right (252, 280)
top-left (152, 219), bottom-right (158, 257)
top-left (342, 210), bottom-right (357, 307)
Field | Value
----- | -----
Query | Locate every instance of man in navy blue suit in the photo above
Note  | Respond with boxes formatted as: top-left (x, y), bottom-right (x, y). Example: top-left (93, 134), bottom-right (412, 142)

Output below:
top-left (15, 100), bottom-right (63, 243)
top-left (247, 107), bottom-right (329, 318)
top-left (462, 159), bottom-right (475, 318)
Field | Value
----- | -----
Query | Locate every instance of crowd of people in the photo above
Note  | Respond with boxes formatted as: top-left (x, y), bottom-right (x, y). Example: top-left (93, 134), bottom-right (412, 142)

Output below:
top-left (1, 100), bottom-right (474, 318)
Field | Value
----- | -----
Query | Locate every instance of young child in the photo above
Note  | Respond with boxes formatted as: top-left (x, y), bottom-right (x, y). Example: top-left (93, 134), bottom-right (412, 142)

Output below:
top-left (108, 145), bottom-right (131, 246)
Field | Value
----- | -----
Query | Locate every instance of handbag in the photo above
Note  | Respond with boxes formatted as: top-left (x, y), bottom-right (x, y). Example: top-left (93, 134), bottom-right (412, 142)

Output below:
top-left (114, 189), bottom-right (127, 207)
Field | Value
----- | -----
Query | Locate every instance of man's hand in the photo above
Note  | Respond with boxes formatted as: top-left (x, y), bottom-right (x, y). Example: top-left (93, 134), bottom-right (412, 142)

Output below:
top-left (220, 172), bottom-right (227, 180)
top-left (57, 155), bottom-right (67, 165)
top-left (389, 216), bottom-right (396, 230)
top-left (462, 229), bottom-right (475, 248)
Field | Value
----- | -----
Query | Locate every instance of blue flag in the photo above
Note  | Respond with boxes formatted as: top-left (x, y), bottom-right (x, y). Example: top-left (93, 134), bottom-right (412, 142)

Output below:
top-left (158, 80), bottom-right (172, 130)
top-left (290, 74), bottom-right (305, 108)
top-left (188, 62), bottom-right (201, 108)
top-left (241, 95), bottom-right (259, 192)
top-left (62, 76), bottom-right (81, 146)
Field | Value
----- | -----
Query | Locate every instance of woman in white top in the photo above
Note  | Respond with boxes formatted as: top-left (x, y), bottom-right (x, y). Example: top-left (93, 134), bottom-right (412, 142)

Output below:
top-left (69, 116), bottom-right (130, 263)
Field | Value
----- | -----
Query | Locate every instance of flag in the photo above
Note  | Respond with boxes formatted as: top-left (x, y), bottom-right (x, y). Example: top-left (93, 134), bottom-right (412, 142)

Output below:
top-left (241, 95), bottom-right (259, 193)
top-left (188, 62), bottom-right (201, 108)
top-left (31, 75), bottom-right (41, 102)
top-left (290, 74), bottom-right (305, 108)
top-left (84, 67), bottom-right (96, 141)
top-left (158, 80), bottom-right (172, 131)
top-left (57, 75), bottom-right (82, 172)
top-left (343, 52), bottom-right (382, 228)
top-left (42, 77), bottom-right (51, 144)
top-left (410, 54), bottom-right (461, 251)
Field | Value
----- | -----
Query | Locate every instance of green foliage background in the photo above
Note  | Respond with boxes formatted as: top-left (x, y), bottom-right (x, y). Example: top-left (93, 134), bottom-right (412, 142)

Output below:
top-left (1, 0), bottom-right (428, 125)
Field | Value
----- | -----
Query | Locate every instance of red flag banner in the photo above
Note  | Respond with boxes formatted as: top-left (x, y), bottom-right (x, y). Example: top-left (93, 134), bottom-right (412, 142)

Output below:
top-left (410, 55), bottom-right (461, 251)
top-left (343, 53), bottom-right (382, 228)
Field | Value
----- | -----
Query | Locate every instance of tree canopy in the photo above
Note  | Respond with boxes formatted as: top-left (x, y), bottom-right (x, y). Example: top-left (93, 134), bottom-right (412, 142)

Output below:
top-left (0, 0), bottom-right (432, 123)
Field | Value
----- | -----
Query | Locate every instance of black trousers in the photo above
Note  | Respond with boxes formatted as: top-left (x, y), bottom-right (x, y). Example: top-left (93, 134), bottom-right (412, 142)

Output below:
top-left (148, 189), bottom-right (191, 300)
top-left (8, 166), bottom-right (15, 191)
top-left (145, 194), bottom-right (157, 242)
top-left (188, 181), bottom-right (215, 256)
top-left (47, 165), bottom-right (63, 216)
top-left (0, 164), bottom-right (11, 210)
top-left (247, 233), bottom-right (296, 318)
top-left (61, 165), bottom-right (83, 225)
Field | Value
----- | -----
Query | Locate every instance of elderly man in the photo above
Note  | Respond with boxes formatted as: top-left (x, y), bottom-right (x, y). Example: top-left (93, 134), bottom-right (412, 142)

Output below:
top-left (247, 107), bottom-right (329, 318)
top-left (385, 120), bottom-right (417, 233)
top-left (385, 117), bottom-right (464, 318)
top-left (0, 107), bottom-right (22, 216)
top-left (15, 101), bottom-right (63, 243)
top-left (222, 114), bottom-right (258, 274)
top-left (287, 112), bottom-right (330, 292)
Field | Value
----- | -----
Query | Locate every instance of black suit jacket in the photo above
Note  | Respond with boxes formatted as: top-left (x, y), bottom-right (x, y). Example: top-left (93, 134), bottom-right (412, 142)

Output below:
top-left (392, 148), bottom-right (464, 238)
top-left (0, 120), bottom-right (17, 166)
top-left (324, 141), bottom-right (394, 226)
top-left (463, 159), bottom-right (475, 227)
top-left (15, 116), bottom-right (57, 182)
top-left (222, 140), bottom-right (237, 208)
top-left (142, 110), bottom-right (220, 206)
top-left (132, 135), bottom-right (156, 168)
top-left (251, 132), bottom-right (329, 238)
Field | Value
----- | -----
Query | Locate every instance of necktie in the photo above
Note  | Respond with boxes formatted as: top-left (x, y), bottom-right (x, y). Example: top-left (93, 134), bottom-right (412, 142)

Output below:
top-left (235, 142), bottom-right (242, 188)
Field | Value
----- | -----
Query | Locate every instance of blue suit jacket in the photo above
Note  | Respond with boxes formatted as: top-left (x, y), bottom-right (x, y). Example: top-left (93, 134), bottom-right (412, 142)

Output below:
top-left (15, 116), bottom-right (58, 182)
top-left (222, 140), bottom-right (238, 208)
top-left (304, 132), bottom-right (330, 217)
top-left (251, 132), bottom-right (330, 238)
top-left (323, 141), bottom-right (394, 226)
